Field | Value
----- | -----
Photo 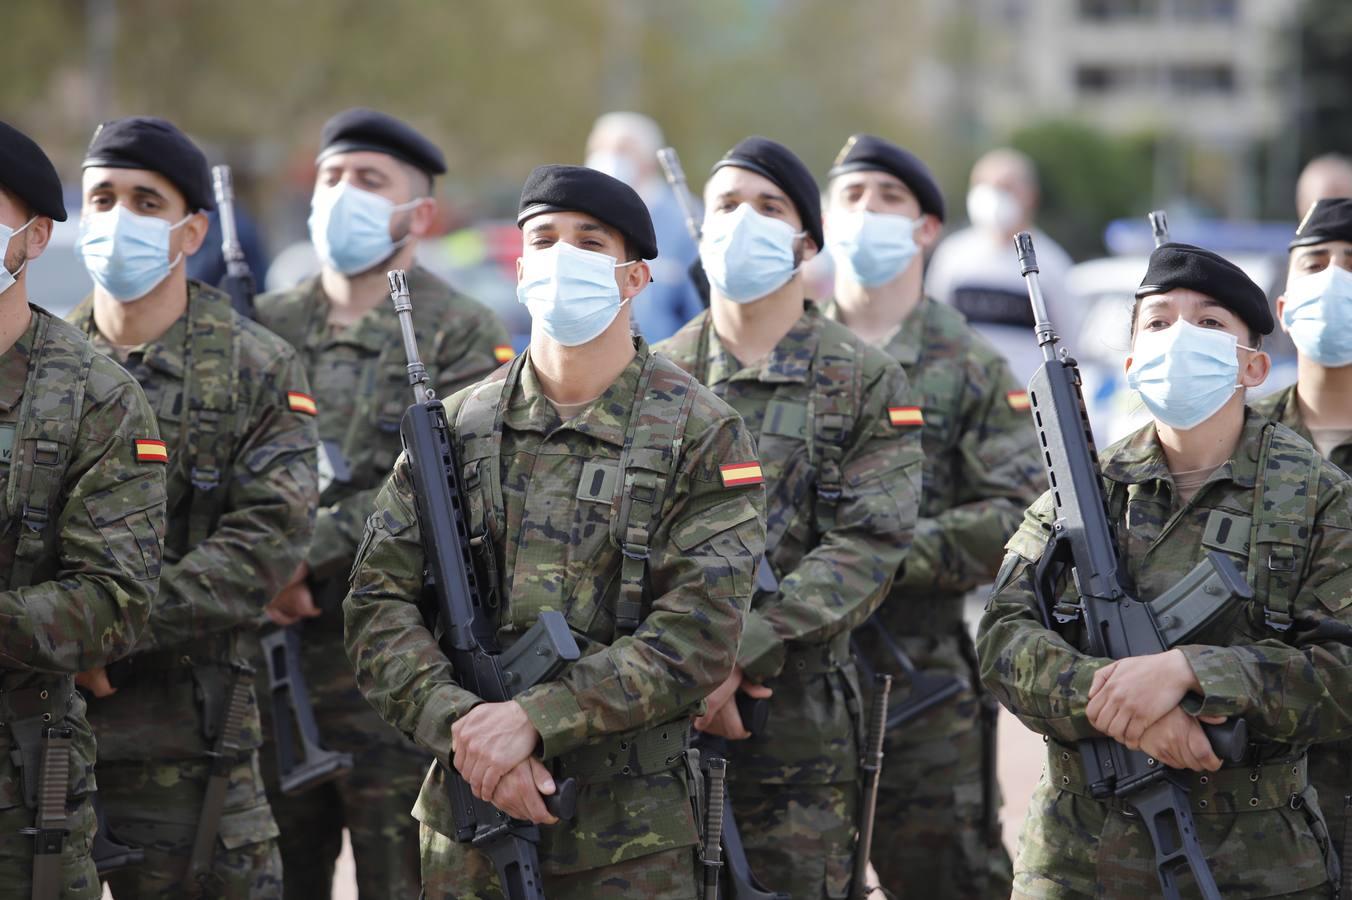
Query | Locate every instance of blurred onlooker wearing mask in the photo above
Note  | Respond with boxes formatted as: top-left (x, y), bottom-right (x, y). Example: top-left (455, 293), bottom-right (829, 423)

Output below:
top-left (926, 148), bottom-right (1075, 384)
top-left (585, 111), bottom-right (703, 340)
top-left (1296, 154), bottom-right (1352, 217)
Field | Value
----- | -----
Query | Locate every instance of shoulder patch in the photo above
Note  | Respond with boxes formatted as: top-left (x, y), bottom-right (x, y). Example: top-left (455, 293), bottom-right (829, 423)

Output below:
top-left (719, 461), bottom-right (764, 487)
top-left (1006, 390), bottom-right (1031, 411)
top-left (493, 344), bottom-right (515, 364)
top-left (134, 438), bottom-right (169, 464)
top-left (287, 391), bottom-right (318, 416)
top-left (888, 406), bottom-right (924, 427)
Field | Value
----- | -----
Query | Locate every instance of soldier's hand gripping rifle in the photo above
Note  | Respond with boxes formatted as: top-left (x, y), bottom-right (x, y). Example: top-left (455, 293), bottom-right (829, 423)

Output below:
top-left (388, 270), bottom-right (580, 900)
top-left (1012, 232), bottom-right (1252, 900)
top-left (211, 165), bottom-right (256, 319)
top-left (657, 147), bottom-right (712, 306)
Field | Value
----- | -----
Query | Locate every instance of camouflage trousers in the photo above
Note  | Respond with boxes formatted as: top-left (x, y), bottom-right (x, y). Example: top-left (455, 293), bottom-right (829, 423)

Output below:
top-left (0, 794), bottom-right (99, 898)
top-left (258, 624), bottom-right (425, 899)
top-left (97, 753), bottom-right (282, 899)
top-left (1308, 737), bottom-right (1352, 883)
top-left (732, 781), bottom-right (856, 899)
top-left (418, 822), bottom-right (700, 899)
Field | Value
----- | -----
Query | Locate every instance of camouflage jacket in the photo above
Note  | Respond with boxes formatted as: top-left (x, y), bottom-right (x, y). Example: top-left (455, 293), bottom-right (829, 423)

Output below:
top-left (0, 305), bottom-right (166, 808)
top-left (69, 282), bottom-right (319, 759)
top-left (1253, 385), bottom-right (1352, 473)
top-left (657, 303), bottom-right (922, 783)
top-left (344, 339), bottom-right (764, 873)
top-left (255, 266), bottom-right (509, 618)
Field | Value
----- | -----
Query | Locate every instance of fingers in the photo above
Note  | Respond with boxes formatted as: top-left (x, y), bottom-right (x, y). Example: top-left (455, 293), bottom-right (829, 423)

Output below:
top-left (493, 763), bottom-right (556, 825)
top-left (528, 757), bottom-right (557, 796)
top-left (1198, 714), bottom-right (1227, 725)
top-left (740, 681), bottom-right (773, 699)
top-left (1187, 721), bottom-right (1223, 772)
top-left (1088, 660), bottom-right (1117, 700)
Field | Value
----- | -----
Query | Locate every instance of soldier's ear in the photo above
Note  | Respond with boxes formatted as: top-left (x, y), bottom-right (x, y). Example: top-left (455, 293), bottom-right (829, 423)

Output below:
top-left (1275, 296), bottom-right (1289, 334)
top-left (180, 210), bottom-right (210, 257)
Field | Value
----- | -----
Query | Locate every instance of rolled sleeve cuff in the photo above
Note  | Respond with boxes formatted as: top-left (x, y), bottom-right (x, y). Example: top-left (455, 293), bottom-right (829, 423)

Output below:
top-left (1179, 644), bottom-right (1249, 718)
top-left (413, 684), bottom-right (482, 767)
top-left (514, 682), bottom-right (588, 760)
top-left (737, 610), bottom-right (785, 680)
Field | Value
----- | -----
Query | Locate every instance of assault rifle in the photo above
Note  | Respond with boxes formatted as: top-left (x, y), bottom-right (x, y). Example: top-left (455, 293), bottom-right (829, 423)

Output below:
top-left (211, 166), bottom-right (256, 319)
top-left (260, 625), bottom-right (353, 794)
top-left (388, 269), bottom-right (579, 900)
top-left (1012, 232), bottom-right (1251, 900)
top-left (656, 146), bottom-right (711, 306)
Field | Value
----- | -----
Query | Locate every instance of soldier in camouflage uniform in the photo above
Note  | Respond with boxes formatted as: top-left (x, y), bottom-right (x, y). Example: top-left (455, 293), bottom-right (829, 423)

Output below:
top-left (1252, 196), bottom-right (1352, 888)
top-left (821, 134), bottom-right (1042, 898)
top-left (979, 243), bottom-right (1352, 898)
top-left (68, 117), bottom-right (318, 898)
top-left (344, 164), bottom-right (765, 899)
top-left (254, 108), bottom-right (510, 898)
top-left (656, 137), bottom-right (923, 898)
top-left (0, 121), bottom-right (166, 898)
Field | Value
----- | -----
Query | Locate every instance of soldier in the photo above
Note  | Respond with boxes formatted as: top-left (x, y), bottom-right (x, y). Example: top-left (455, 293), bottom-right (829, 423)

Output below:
top-left (656, 137), bottom-right (923, 898)
top-left (253, 107), bottom-right (511, 898)
top-left (0, 120), bottom-right (167, 899)
top-left (68, 116), bottom-right (318, 897)
top-left (343, 164), bottom-right (765, 898)
top-left (979, 243), bottom-right (1352, 898)
top-left (1252, 196), bottom-right (1352, 884)
top-left (821, 134), bottom-right (1043, 898)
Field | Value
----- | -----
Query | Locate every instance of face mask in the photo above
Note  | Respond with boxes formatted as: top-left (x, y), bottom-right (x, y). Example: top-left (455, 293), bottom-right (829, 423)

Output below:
top-left (700, 203), bottom-right (802, 304)
top-left (1127, 318), bottom-right (1254, 430)
top-left (966, 183), bottom-right (1022, 233)
top-left (77, 206), bottom-right (190, 303)
top-left (826, 210), bottom-right (920, 287)
top-left (1282, 265), bottom-right (1352, 367)
top-left (0, 216), bottom-right (34, 297)
top-left (585, 151), bottom-right (639, 189)
top-left (517, 241), bottom-right (634, 347)
top-left (308, 182), bottom-right (419, 276)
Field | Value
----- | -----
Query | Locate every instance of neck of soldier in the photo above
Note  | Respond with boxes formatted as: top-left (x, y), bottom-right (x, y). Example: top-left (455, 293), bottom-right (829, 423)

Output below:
top-left (832, 257), bottom-right (924, 344)
top-left (710, 273), bottom-right (806, 366)
top-left (530, 312), bottom-right (636, 405)
top-left (1294, 354), bottom-right (1352, 427)
top-left (321, 241), bottom-right (418, 328)
top-left (1156, 392), bottom-right (1245, 477)
top-left (93, 266), bottom-right (189, 346)
top-left (0, 275), bottom-right (33, 357)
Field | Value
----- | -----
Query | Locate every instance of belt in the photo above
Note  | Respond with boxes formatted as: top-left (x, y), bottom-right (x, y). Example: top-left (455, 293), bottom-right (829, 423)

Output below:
top-left (554, 719), bottom-right (690, 785)
top-left (1047, 739), bottom-right (1308, 813)
top-left (0, 682), bottom-right (72, 728)
top-left (780, 633), bottom-right (852, 678)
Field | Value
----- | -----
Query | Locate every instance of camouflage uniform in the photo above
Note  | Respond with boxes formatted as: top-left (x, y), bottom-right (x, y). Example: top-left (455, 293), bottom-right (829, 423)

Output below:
top-left (824, 297), bottom-right (1042, 897)
top-left (343, 339), bottom-right (765, 899)
top-left (254, 267), bottom-right (508, 898)
top-left (657, 303), bottom-right (922, 899)
top-left (0, 305), bottom-right (166, 898)
top-left (979, 410), bottom-right (1352, 899)
top-left (69, 282), bottom-right (318, 898)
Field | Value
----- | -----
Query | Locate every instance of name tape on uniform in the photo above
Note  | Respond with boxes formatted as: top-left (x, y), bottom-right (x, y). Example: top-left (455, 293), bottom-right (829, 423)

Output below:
top-left (134, 438), bottom-right (169, 464)
top-left (287, 391), bottom-right (318, 416)
top-left (720, 462), bottom-right (764, 487)
top-left (888, 406), bottom-right (924, 427)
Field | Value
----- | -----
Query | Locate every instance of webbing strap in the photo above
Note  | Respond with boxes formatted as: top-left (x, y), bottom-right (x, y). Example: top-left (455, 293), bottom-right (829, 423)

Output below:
top-left (185, 665), bottom-right (253, 896)
top-left (1248, 423), bottom-right (1321, 633)
top-left (182, 287), bottom-right (239, 551)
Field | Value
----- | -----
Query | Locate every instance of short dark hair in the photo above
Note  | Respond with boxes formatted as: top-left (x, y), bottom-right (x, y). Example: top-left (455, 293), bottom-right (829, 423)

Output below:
top-left (1129, 296), bottom-right (1262, 349)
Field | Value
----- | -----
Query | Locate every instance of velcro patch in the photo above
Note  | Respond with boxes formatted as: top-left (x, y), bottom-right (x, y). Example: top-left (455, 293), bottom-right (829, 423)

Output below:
top-left (719, 462), bottom-right (764, 488)
top-left (888, 406), bottom-right (924, 427)
top-left (287, 391), bottom-right (318, 416)
top-left (1006, 391), bottom-right (1031, 411)
top-left (494, 345), bottom-right (515, 364)
top-left (134, 438), bottom-right (169, 464)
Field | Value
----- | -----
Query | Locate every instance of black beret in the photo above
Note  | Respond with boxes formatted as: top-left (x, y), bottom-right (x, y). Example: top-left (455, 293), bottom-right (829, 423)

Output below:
top-left (317, 108), bottom-right (446, 177)
top-left (0, 121), bottom-right (65, 221)
top-left (517, 164), bottom-right (658, 260)
top-left (827, 134), bottom-right (945, 221)
top-left (711, 137), bottom-right (823, 250)
top-left (83, 116), bottom-right (213, 211)
top-left (1291, 198), bottom-right (1352, 249)
top-left (1136, 242), bottom-right (1273, 335)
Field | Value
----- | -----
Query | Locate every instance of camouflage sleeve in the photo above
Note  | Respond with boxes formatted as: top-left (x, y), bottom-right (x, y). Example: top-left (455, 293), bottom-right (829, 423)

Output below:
top-left (739, 361), bottom-right (922, 680)
top-left (308, 484), bottom-right (384, 587)
top-left (147, 350), bottom-right (319, 648)
top-left (897, 352), bottom-right (1044, 594)
top-left (976, 490), bottom-right (1111, 744)
top-left (513, 417), bottom-right (765, 760)
top-left (1178, 476), bottom-right (1352, 743)
top-left (0, 367), bottom-right (166, 671)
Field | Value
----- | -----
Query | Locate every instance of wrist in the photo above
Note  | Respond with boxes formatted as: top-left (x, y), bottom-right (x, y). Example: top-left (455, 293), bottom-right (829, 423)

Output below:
top-left (1171, 648), bottom-right (1202, 694)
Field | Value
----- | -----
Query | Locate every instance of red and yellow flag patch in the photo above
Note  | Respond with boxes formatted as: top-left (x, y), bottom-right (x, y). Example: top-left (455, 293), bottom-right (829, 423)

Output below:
top-left (720, 462), bottom-right (764, 488)
top-left (493, 345), bottom-right (515, 364)
top-left (1006, 390), bottom-right (1031, 411)
top-left (888, 406), bottom-right (924, 427)
top-left (134, 438), bottom-right (169, 464)
top-left (287, 391), bottom-right (318, 416)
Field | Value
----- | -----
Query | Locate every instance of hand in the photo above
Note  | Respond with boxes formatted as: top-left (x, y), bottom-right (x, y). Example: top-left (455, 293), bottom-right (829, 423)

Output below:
top-left (1086, 649), bottom-right (1201, 748)
top-left (694, 668), bottom-right (772, 740)
top-left (266, 582), bottom-right (321, 627)
top-left (490, 757), bottom-right (559, 825)
top-left (1136, 706), bottom-right (1225, 773)
top-left (282, 562), bottom-right (309, 590)
top-left (451, 701), bottom-right (540, 803)
top-left (76, 667), bottom-right (117, 698)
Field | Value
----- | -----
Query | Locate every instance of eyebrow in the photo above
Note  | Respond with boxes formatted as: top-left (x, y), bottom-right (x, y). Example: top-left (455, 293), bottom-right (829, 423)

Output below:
top-left (88, 181), bottom-right (169, 202)
top-left (716, 189), bottom-right (790, 205)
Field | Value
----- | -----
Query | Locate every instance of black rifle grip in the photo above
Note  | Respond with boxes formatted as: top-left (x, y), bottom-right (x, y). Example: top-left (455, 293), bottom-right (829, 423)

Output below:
top-left (736, 694), bottom-right (770, 736)
top-left (1202, 718), bottom-right (1248, 764)
top-left (543, 776), bottom-right (578, 821)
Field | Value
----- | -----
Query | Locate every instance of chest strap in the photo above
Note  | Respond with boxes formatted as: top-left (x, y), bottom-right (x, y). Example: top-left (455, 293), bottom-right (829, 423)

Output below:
top-left (1247, 422), bottom-right (1321, 633)
top-left (181, 287), bottom-right (240, 551)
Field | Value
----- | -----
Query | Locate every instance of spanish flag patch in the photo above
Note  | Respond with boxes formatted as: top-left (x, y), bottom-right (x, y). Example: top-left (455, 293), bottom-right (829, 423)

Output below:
top-left (888, 406), bottom-right (924, 427)
top-left (134, 438), bottom-right (169, 464)
top-left (719, 462), bottom-right (764, 488)
top-left (287, 391), bottom-right (318, 416)
top-left (494, 345), bottom-right (515, 364)
top-left (1006, 391), bottom-right (1031, 411)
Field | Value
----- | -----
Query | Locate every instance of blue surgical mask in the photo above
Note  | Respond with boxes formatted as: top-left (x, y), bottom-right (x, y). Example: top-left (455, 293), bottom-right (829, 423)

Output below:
top-left (1282, 265), bottom-right (1352, 367)
top-left (308, 182), bottom-right (419, 276)
top-left (517, 241), bottom-right (634, 347)
top-left (0, 216), bottom-right (34, 297)
top-left (1127, 319), bottom-right (1254, 430)
top-left (826, 210), bottom-right (920, 287)
top-left (700, 203), bottom-right (803, 304)
top-left (77, 206), bottom-right (190, 303)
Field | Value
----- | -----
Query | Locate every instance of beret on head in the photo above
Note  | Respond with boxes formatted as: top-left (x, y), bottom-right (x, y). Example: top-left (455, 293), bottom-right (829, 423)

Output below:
top-left (317, 108), bottom-right (446, 177)
top-left (827, 134), bottom-right (945, 221)
top-left (711, 136), bottom-right (823, 250)
top-left (0, 121), bottom-right (65, 221)
top-left (1291, 198), bottom-right (1352, 250)
top-left (517, 164), bottom-right (658, 260)
top-left (83, 116), bottom-right (213, 212)
top-left (1136, 242), bottom-right (1273, 335)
